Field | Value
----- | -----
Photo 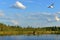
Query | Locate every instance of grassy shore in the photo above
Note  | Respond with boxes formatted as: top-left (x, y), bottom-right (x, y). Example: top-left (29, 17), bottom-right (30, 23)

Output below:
top-left (0, 23), bottom-right (60, 35)
top-left (0, 31), bottom-right (60, 36)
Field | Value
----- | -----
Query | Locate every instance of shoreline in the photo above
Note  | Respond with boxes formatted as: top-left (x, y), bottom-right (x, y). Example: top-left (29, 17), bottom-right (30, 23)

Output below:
top-left (0, 31), bottom-right (60, 36)
top-left (0, 23), bottom-right (60, 36)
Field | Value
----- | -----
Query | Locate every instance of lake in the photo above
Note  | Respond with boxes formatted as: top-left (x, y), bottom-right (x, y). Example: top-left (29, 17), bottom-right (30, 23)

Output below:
top-left (0, 34), bottom-right (60, 40)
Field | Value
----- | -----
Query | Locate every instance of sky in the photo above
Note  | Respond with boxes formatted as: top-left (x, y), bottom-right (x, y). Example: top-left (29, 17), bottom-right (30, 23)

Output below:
top-left (0, 0), bottom-right (60, 27)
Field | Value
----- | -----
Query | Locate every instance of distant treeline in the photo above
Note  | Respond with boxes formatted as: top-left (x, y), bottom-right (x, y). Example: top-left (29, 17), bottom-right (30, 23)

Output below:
top-left (0, 23), bottom-right (60, 35)
top-left (0, 23), bottom-right (60, 31)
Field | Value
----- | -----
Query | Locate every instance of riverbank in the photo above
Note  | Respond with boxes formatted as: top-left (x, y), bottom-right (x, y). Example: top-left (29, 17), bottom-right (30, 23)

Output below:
top-left (0, 23), bottom-right (60, 35)
top-left (0, 31), bottom-right (60, 36)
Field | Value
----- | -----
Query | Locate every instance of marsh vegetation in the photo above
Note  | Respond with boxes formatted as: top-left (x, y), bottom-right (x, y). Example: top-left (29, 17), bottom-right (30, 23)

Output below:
top-left (0, 23), bottom-right (60, 35)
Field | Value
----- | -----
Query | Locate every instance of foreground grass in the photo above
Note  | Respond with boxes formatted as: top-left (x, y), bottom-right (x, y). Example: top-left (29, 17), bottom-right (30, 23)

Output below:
top-left (0, 31), bottom-right (60, 36)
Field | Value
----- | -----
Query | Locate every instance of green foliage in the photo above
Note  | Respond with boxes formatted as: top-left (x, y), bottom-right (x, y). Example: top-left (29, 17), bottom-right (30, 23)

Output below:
top-left (0, 23), bottom-right (60, 31)
top-left (0, 23), bottom-right (60, 35)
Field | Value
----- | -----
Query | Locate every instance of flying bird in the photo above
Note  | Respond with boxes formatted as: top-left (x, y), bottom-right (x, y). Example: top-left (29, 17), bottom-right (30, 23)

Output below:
top-left (48, 3), bottom-right (54, 8)
top-left (11, 1), bottom-right (26, 9)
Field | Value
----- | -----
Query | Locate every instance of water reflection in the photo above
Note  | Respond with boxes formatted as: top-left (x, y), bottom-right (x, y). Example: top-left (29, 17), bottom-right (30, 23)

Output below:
top-left (0, 34), bottom-right (60, 40)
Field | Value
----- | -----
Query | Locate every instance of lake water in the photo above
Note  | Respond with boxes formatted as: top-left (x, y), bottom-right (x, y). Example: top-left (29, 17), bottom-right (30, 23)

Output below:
top-left (0, 34), bottom-right (60, 40)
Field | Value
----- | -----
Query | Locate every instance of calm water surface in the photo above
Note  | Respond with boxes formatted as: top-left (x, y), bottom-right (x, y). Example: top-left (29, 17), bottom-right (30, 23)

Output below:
top-left (0, 34), bottom-right (60, 40)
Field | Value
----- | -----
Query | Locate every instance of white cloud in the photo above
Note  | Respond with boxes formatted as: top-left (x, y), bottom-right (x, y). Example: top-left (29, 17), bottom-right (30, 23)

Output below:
top-left (11, 1), bottom-right (26, 9)
top-left (42, 12), bottom-right (51, 15)
top-left (0, 10), bottom-right (13, 20)
top-left (27, 12), bottom-right (52, 20)
top-left (47, 18), bottom-right (52, 22)
top-left (54, 12), bottom-right (60, 21)
top-left (28, 16), bottom-right (39, 20)
top-left (56, 12), bottom-right (60, 14)
top-left (0, 10), bottom-right (4, 17)
top-left (10, 20), bottom-right (19, 25)
top-left (0, 13), bottom-right (4, 17)
top-left (55, 15), bottom-right (60, 21)
top-left (27, 12), bottom-right (60, 22)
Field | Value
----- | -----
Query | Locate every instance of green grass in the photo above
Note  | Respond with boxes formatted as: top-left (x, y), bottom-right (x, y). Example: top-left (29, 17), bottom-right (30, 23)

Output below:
top-left (0, 23), bottom-right (60, 35)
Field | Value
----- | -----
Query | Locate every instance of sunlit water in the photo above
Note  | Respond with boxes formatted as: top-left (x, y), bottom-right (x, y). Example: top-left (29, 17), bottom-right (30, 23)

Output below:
top-left (0, 34), bottom-right (60, 40)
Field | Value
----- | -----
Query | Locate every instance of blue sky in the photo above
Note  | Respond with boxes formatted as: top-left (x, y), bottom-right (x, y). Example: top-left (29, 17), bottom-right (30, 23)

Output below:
top-left (0, 0), bottom-right (60, 27)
